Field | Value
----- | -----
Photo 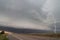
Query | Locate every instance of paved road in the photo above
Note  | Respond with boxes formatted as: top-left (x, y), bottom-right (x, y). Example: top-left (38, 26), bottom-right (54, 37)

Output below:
top-left (7, 33), bottom-right (60, 40)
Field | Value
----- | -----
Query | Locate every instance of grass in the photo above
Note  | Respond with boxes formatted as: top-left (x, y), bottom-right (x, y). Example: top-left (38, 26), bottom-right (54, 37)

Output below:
top-left (20, 33), bottom-right (60, 38)
top-left (0, 34), bottom-right (9, 40)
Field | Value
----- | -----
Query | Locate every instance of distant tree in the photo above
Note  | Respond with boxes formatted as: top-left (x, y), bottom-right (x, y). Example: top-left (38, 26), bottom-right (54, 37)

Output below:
top-left (0, 30), bottom-right (5, 34)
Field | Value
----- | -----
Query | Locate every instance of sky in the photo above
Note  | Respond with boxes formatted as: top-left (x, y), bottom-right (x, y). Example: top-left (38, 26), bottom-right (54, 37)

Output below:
top-left (0, 0), bottom-right (60, 31)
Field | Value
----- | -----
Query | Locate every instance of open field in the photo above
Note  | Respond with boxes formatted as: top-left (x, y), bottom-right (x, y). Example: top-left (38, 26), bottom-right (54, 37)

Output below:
top-left (19, 33), bottom-right (60, 38)
top-left (0, 34), bottom-right (8, 40)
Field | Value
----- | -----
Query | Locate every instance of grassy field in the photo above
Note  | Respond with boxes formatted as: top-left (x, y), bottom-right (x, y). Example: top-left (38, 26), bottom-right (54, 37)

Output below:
top-left (20, 33), bottom-right (60, 38)
top-left (0, 34), bottom-right (8, 40)
top-left (31, 33), bottom-right (60, 38)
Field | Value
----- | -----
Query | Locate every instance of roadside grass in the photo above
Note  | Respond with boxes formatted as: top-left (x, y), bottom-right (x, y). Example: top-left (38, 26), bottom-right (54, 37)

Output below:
top-left (0, 34), bottom-right (8, 40)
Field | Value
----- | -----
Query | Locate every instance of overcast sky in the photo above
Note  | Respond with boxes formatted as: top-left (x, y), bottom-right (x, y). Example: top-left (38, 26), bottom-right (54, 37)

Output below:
top-left (0, 0), bottom-right (60, 31)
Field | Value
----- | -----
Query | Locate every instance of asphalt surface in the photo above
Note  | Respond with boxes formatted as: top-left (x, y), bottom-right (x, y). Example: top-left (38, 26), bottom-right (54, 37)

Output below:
top-left (7, 33), bottom-right (60, 40)
top-left (8, 35), bottom-right (19, 40)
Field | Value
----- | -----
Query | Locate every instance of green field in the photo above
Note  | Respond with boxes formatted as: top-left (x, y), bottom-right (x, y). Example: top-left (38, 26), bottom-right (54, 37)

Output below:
top-left (0, 34), bottom-right (8, 40)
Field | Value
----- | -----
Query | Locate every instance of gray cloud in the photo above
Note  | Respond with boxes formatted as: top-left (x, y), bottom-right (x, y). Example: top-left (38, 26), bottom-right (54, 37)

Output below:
top-left (0, 0), bottom-right (60, 31)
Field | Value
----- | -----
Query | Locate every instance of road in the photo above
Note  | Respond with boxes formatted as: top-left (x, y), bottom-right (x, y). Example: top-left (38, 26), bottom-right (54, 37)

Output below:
top-left (7, 33), bottom-right (60, 40)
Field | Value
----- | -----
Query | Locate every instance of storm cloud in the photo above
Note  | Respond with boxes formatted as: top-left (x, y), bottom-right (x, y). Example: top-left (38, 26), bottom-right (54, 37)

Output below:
top-left (0, 0), bottom-right (60, 31)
